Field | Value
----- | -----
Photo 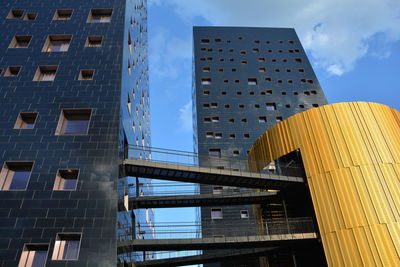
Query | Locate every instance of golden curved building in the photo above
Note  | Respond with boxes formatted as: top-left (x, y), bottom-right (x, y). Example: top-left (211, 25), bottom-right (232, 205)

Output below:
top-left (248, 102), bottom-right (400, 266)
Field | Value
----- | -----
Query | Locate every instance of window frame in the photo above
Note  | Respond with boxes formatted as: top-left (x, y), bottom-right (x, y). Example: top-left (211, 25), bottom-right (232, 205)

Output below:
top-left (4, 66), bottom-right (22, 77)
top-left (33, 66), bottom-right (58, 82)
top-left (18, 243), bottom-right (49, 267)
top-left (42, 35), bottom-right (72, 53)
top-left (52, 233), bottom-right (82, 261)
top-left (85, 36), bottom-right (103, 47)
top-left (52, 9), bottom-right (73, 20)
top-left (8, 35), bottom-right (32, 49)
top-left (87, 9), bottom-right (113, 23)
top-left (211, 208), bottom-right (223, 219)
top-left (53, 169), bottom-right (80, 191)
top-left (14, 112), bottom-right (38, 129)
top-left (55, 108), bottom-right (93, 136)
top-left (0, 161), bottom-right (34, 191)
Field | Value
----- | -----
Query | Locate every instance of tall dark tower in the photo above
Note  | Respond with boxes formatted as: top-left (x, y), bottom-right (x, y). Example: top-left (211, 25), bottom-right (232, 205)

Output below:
top-left (192, 26), bottom-right (328, 266)
top-left (0, 0), bottom-right (151, 266)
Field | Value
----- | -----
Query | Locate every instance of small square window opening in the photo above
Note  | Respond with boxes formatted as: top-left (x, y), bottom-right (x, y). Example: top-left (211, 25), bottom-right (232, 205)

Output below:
top-left (23, 13), bottom-right (37, 21)
top-left (33, 66), bottom-right (58, 81)
top-left (53, 9), bottom-right (73, 20)
top-left (85, 36), bottom-right (103, 47)
top-left (18, 244), bottom-right (49, 267)
top-left (0, 161), bottom-right (33, 191)
top-left (4, 66), bottom-right (21, 77)
top-left (55, 109), bottom-right (92, 135)
top-left (87, 9), bottom-right (113, 23)
top-left (7, 10), bottom-right (24, 19)
top-left (52, 233), bottom-right (81, 260)
top-left (53, 169), bottom-right (79, 191)
top-left (42, 35), bottom-right (72, 52)
top-left (14, 112), bottom-right (38, 129)
top-left (9, 36), bottom-right (32, 48)
top-left (78, 69), bottom-right (94, 80)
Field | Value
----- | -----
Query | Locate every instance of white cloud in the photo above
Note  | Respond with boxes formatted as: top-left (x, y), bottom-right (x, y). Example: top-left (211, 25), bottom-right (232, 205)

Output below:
top-left (149, 28), bottom-right (192, 79)
top-left (151, 0), bottom-right (400, 75)
top-left (178, 100), bottom-right (192, 132)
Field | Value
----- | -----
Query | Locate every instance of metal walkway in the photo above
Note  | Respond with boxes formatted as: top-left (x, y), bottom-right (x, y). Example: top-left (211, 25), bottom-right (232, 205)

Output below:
top-left (122, 159), bottom-right (303, 189)
top-left (120, 191), bottom-right (277, 209)
top-left (132, 248), bottom-right (275, 267)
top-left (118, 232), bottom-right (317, 252)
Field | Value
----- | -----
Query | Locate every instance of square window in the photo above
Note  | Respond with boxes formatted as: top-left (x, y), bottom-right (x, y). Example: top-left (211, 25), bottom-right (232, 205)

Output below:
top-left (266, 103), bottom-right (276, 111)
top-left (9, 36), bottom-right (32, 48)
top-left (229, 134), bottom-right (235, 139)
top-left (228, 118), bottom-right (234, 123)
top-left (244, 133), bottom-right (250, 139)
top-left (53, 9), bottom-right (73, 20)
top-left (52, 233), bottom-right (81, 260)
top-left (213, 186), bottom-right (223, 194)
top-left (23, 13), bottom-right (38, 21)
top-left (259, 67), bottom-right (266, 72)
top-left (276, 116), bottom-right (283, 122)
top-left (7, 10), bottom-right (24, 19)
top-left (201, 78), bottom-right (211, 85)
top-left (33, 66), bottom-right (58, 81)
top-left (42, 35), bottom-right (72, 52)
top-left (127, 95), bottom-right (131, 114)
top-left (215, 133), bottom-right (222, 139)
top-left (0, 161), bottom-right (33, 191)
top-left (87, 9), bottom-right (113, 23)
top-left (18, 244), bottom-right (49, 267)
top-left (55, 109), bottom-right (92, 135)
top-left (312, 104), bottom-right (319, 107)
top-left (14, 112), bottom-right (38, 129)
top-left (248, 78), bottom-right (257, 85)
top-left (4, 66), bottom-right (21, 77)
top-left (85, 36), bottom-right (103, 47)
top-left (200, 39), bottom-right (210, 44)
top-left (240, 210), bottom-right (249, 219)
top-left (203, 90), bottom-right (210, 95)
top-left (211, 208), bottom-right (223, 219)
top-left (211, 116), bottom-right (219, 122)
top-left (241, 118), bottom-right (247, 123)
top-left (202, 67), bottom-right (210, 72)
top-left (209, 149), bottom-right (221, 158)
top-left (53, 169), bottom-right (79, 191)
top-left (285, 104), bottom-right (291, 108)
top-left (206, 132), bottom-right (213, 138)
top-left (258, 116), bottom-right (267, 123)
top-left (78, 69), bottom-right (94, 80)
top-left (258, 58), bottom-right (266, 62)
top-left (233, 150), bottom-right (239, 156)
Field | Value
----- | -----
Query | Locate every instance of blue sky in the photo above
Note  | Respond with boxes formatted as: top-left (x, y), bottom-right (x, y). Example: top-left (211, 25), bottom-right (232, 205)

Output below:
top-left (147, 0), bottom-right (400, 230)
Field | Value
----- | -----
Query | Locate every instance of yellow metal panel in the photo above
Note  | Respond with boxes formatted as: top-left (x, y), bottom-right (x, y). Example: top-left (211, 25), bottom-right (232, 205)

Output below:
top-left (248, 102), bottom-right (400, 266)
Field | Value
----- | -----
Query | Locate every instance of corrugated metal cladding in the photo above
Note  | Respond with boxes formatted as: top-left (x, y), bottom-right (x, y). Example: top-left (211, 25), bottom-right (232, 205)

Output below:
top-left (249, 102), bottom-right (400, 266)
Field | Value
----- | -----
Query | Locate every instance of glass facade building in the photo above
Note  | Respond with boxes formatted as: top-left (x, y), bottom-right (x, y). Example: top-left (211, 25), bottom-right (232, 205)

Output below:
top-left (0, 0), bottom-right (151, 266)
top-left (192, 26), bottom-right (328, 266)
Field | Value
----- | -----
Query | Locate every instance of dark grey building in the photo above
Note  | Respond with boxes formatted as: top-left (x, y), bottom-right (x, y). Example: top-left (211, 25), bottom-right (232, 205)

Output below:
top-left (192, 26), bottom-right (328, 266)
top-left (0, 0), bottom-right (151, 266)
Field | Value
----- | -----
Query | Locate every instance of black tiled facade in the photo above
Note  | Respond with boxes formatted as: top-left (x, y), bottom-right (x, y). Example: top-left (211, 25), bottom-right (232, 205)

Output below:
top-left (0, 0), bottom-right (150, 266)
top-left (192, 27), bottom-right (328, 266)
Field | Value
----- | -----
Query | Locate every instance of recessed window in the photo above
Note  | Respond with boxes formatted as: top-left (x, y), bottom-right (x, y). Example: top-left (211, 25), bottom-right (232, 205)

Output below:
top-left (281, 92), bottom-right (287, 95)
top-left (33, 66), bottom-right (58, 81)
top-left (200, 39), bottom-right (210, 44)
top-left (294, 92), bottom-right (299, 95)
top-left (206, 132), bottom-right (213, 138)
top-left (201, 78), bottom-right (211, 85)
top-left (240, 51), bottom-right (246, 55)
top-left (304, 91), bottom-right (311, 95)
top-left (4, 66), bottom-right (21, 77)
top-left (223, 80), bottom-right (228, 83)
top-left (299, 104), bottom-right (305, 108)
top-left (236, 91), bottom-right (242, 95)
top-left (259, 67), bottom-right (266, 72)
top-left (244, 133), bottom-right (250, 139)
top-left (203, 103), bottom-right (210, 108)
top-left (53, 169), bottom-right (79, 191)
top-left (312, 104), bottom-right (319, 107)
top-left (248, 78), bottom-right (257, 85)
top-left (14, 112), bottom-right (38, 129)
top-left (276, 116), bottom-right (283, 122)
top-left (218, 68), bottom-right (223, 72)
top-left (127, 95), bottom-right (131, 114)
top-left (221, 91), bottom-right (227, 95)
top-left (210, 103), bottom-right (218, 108)
top-left (266, 103), bottom-right (276, 111)
top-left (285, 104), bottom-right (291, 108)
top-left (18, 244), bottom-right (49, 267)
top-left (128, 60), bottom-right (131, 75)
top-left (78, 69), bottom-right (94, 80)
top-left (42, 35), bottom-right (72, 52)
top-left (87, 9), bottom-right (113, 23)
top-left (7, 10), bottom-right (24, 19)
top-left (252, 48), bottom-right (259, 53)
top-left (0, 161), bottom-right (33, 191)
top-left (228, 118), bottom-right (234, 123)
top-left (254, 104), bottom-right (260, 108)
top-left (85, 36), bottom-right (103, 47)
top-left (224, 104), bottom-right (230, 108)
top-left (241, 61), bottom-right (248, 65)
top-left (209, 149), bottom-right (221, 158)
top-left (240, 210), bottom-right (249, 219)
top-left (55, 109), bottom-right (92, 135)
top-left (258, 116), bottom-right (267, 123)
top-left (233, 150), bottom-right (239, 156)
top-left (238, 104), bottom-right (244, 108)
top-left (311, 90), bottom-right (317, 95)
top-left (211, 208), bottom-right (223, 219)
top-left (295, 58), bottom-right (302, 63)
top-left (250, 91), bottom-right (255, 95)
top-left (9, 36), bottom-right (32, 48)
top-left (203, 118), bottom-right (211, 123)
top-left (241, 118), bottom-right (247, 123)
top-left (258, 58), bottom-right (266, 62)
top-left (229, 134), bottom-right (235, 139)
top-left (231, 68), bottom-right (237, 72)
top-left (203, 90), bottom-right (210, 95)
top-left (213, 186), bottom-right (223, 194)
top-left (265, 77), bottom-right (272, 82)
top-left (215, 133), bottom-right (222, 139)
top-left (211, 116), bottom-right (219, 122)
top-left (52, 233), bottom-right (81, 260)
top-left (23, 13), bottom-right (37, 21)
top-left (266, 90), bottom-right (273, 94)
top-left (202, 67), bottom-right (210, 72)
top-left (298, 68), bottom-right (305, 73)
top-left (53, 9), bottom-right (73, 20)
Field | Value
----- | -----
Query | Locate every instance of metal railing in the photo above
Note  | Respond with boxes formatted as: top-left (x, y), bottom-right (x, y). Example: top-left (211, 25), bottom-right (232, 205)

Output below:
top-left (125, 145), bottom-right (306, 177)
top-left (118, 217), bottom-right (315, 240)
